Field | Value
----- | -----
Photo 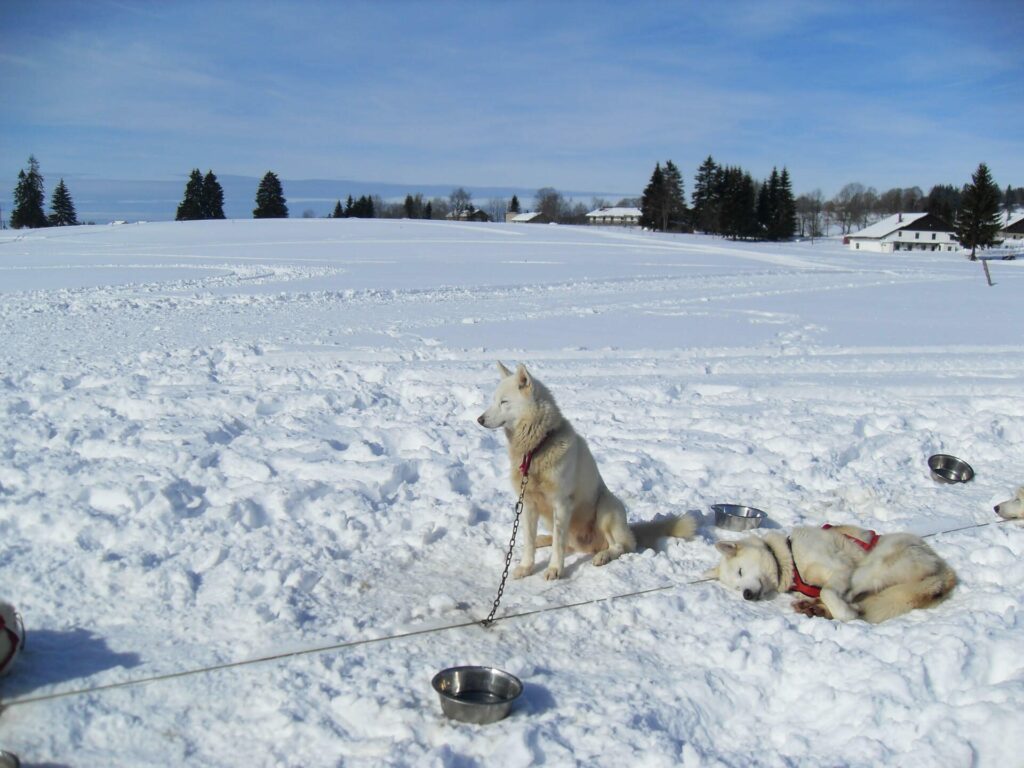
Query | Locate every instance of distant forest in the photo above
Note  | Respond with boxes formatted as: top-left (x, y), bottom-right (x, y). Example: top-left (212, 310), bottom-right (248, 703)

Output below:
top-left (6, 155), bottom-right (1022, 240)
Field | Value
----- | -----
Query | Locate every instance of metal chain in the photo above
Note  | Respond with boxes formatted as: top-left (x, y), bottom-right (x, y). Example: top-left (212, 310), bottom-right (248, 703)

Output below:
top-left (481, 471), bottom-right (530, 627)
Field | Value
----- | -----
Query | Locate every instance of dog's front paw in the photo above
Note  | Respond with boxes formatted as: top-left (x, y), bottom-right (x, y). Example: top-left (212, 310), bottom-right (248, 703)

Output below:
top-left (543, 565), bottom-right (563, 581)
top-left (592, 550), bottom-right (611, 567)
top-left (792, 598), bottom-right (832, 619)
top-left (512, 563), bottom-right (534, 579)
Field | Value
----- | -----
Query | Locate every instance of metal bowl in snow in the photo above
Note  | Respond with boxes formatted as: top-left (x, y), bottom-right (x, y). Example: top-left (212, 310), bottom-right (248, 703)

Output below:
top-left (432, 666), bottom-right (523, 724)
top-left (712, 504), bottom-right (767, 531)
top-left (0, 751), bottom-right (20, 768)
top-left (928, 454), bottom-right (974, 484)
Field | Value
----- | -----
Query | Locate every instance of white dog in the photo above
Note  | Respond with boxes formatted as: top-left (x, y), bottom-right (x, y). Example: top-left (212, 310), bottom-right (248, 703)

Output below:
top-left (704, 524), bottom-right (957, 623)
top-left (478, 362), bottom-right (696, 580)
top-left (994, 487), bottom-right (1024, 519)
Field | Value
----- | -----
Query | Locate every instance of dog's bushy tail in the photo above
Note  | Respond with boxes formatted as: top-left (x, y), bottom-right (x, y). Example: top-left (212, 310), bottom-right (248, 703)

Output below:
top-left (631, 511), bottom-right (699, 549)
top-left (856, 565), bottom-right (958, 624)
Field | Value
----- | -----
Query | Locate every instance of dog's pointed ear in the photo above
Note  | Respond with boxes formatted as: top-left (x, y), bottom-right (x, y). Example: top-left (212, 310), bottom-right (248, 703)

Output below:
top-left (516, 363), bottom-right (532, 391)
top-left (702, 565), bottom-right (720, 580)
top-left (715, 541), bottom-right (739, 558)
top-left (496, 361), bottom-right (512, 378)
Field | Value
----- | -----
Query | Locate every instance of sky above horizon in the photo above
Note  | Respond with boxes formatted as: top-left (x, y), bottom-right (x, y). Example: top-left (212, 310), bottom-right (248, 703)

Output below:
top-left (2, 0), bottom-right (1022, 199)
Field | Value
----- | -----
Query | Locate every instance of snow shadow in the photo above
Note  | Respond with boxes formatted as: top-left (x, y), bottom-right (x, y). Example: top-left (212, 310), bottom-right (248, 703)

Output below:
top-left (518, 679), bottom-right (557, 716)
top-left (1, 628), bottom-right (141, 698)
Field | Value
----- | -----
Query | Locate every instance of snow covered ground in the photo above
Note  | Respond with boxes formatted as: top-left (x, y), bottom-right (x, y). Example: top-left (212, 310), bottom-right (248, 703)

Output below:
top-left (0, 219), bottom-right (1022, 767)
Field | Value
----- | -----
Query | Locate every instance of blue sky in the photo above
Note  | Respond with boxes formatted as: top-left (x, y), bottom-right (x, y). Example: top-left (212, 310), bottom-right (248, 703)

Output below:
top-left (2, 0), bottom-right (1022, 198)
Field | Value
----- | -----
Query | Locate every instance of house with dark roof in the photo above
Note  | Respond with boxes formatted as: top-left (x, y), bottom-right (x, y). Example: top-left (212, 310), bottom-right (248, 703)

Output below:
top-left (846, 212), bottom-right (959, 253)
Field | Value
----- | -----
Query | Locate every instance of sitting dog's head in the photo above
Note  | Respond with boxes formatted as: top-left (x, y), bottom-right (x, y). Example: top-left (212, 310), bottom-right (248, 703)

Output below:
top-left (703, 538), bottom-right (780, 601)
top-left (994, 487), bottom-right (1024, 520)
top-left (477, 361), bottom-right (535, 431)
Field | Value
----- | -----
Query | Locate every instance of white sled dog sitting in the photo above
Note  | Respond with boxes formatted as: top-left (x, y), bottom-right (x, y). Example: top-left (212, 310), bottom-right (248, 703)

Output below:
top-left (478, 362), bottom-right (696, 580)
top-left (704, 524), bottom-right (957, 623)
top-left (994, 487), bottom-right (1024, 519)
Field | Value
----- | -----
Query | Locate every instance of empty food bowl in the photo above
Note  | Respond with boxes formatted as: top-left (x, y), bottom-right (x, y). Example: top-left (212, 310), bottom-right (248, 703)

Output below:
top-left (432, 666), bottom-right (523, 724)
top-left (928, 454), bottom-right (974, 484)
top-left (711, 504), bottom-right (767, 531)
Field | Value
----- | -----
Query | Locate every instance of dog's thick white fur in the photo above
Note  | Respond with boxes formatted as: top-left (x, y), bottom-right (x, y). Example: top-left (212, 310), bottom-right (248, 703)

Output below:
top-left (704, 524), bottom-right (957, 623)
top-left (994, 487), bottom-right (1024, 519)
top-left (478, 362), bottom-right (696, 580)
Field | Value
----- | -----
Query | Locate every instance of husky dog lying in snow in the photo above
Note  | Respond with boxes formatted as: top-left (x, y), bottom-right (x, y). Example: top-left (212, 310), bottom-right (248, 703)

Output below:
top-left (704, 524), bottom-right (957, 623)
top-left (477, 362), bottom-right (696, 580)
top-left (994, 487), bottom-right (1024, 519)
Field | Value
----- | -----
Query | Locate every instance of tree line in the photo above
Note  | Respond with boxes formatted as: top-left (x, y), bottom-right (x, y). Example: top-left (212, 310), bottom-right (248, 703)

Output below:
top-left (639, 157), bottom-right (797, 240)
top-left (796, 175), bottom-right (1022, 239)
top-left (8, 155), bottom-right (1020, 240)
top-left (7, 155), bottom-right (79, 228)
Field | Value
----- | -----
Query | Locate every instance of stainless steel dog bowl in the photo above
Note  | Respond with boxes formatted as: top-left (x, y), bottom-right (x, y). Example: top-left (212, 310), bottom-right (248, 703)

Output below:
top-left (0, 751), bottom-right (19, 768)
top-left (928, 454), bottom-right (974, 484)
top-left (432, 666), bottom-right (523, 724)
top-left (712, 504), bottom-right (767, 531)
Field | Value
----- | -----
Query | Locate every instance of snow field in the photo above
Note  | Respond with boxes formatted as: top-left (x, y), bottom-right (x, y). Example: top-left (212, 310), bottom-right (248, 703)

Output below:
top-left (0, 220), bottom-right (1022, 766)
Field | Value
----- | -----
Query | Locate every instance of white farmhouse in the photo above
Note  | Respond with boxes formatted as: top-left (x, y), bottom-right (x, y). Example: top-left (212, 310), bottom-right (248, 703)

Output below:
top-left (585, 206), bottom-right (642, 226)
top-left (998, 213), bottom-right (1024, 242)
top-left (846, 213), bottom-right (959, 253)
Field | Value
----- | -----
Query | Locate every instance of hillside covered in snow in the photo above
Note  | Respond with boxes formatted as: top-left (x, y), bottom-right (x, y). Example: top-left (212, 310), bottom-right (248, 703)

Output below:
top-left (0, 219), bottom-right (1022, 766)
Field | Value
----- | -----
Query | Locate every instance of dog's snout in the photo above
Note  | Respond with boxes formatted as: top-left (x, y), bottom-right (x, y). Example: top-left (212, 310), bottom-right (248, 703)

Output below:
top-left (477, 414), bottom-right (485, 426)
top-left (742, 588), bottom-right (755, 601)
top-left (994, 505), bottom-right (1001, 514)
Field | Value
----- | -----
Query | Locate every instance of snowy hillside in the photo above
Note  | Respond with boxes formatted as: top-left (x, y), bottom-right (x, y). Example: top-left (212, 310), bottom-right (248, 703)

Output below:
top-left (1, 219), bottom-right (1022, 766)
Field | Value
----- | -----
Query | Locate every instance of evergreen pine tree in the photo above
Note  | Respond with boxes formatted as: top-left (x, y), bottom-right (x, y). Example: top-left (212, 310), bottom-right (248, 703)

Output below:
top-left (757, 177), bottom-right (770, 237)
top-left (955, 162), bottom-right (1001, 260)
top-left (176, 169), bottom-right (205, 221)
top-left (640, 162), bottom-right (667, 230)
top-left (776, 168), bottom-right (797, 240)
top-left (344, 195), bottom-right (354, 217)
top-left (1005, 184), bottom-right (1015, 217)
top-left (662, 160), bottom-right (688, 231)
top-left (49, 178), bottom-right (78, 226)
top-left (253, 171), bottom-right (288, 218)
top-left (508, 194), bottom-right (521, 214)
top-left (766, 168), bottom-right (782, 239)
top-left (424, 201), bottom-right (433, 220)
top-left (11, 155), bottom-right (48, 229)
top-left (404, 194), bottom-right (416, 219)
top-left (719, 167), bottom-right (758, 240)
top-left (691, 156), bottom-right (721, 234)
top-left (201, 171), bottom-right (226, 219)
top-left (332, 200), bottom-right (343, 218)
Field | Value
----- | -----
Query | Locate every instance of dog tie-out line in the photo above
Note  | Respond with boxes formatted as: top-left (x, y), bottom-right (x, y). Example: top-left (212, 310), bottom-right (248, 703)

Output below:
top-left (1, 517), bottom-right (1014, 713)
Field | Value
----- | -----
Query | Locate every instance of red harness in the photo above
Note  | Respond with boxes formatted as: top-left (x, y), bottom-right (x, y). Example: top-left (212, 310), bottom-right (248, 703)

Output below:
top-left (788, 524), bottom-right (880, 599)
top-left (518, 451), bottom-right (534, 478)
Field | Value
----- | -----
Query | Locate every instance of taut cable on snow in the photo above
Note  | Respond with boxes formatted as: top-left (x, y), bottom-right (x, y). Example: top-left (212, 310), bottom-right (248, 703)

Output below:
top-left (0, 517), bottom-right (1014, 713)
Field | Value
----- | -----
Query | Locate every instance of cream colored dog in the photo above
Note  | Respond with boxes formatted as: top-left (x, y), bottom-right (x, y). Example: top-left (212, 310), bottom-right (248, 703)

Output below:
top-left (995, 487), bottom-right (1024, 519)
top-left (478, 362), bottom-right (696, 580)
top-left (705, 524), bottom-right (957, 623)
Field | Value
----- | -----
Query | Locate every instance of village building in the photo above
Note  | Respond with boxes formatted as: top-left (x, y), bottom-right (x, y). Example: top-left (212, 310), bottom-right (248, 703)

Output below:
top-left (446, 208), bottom-right (490, 222)
top-left (585, 206), bottom-right (642, 227)
top-left (998, 213), bottom-right (1024, 242)
top-left (846, 212), bottom-right (959, 253)
top-left (507, 211), bottom-right (551, 224)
